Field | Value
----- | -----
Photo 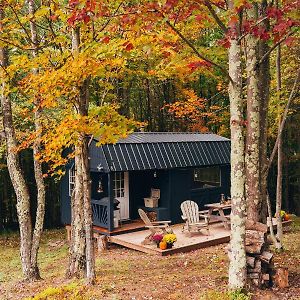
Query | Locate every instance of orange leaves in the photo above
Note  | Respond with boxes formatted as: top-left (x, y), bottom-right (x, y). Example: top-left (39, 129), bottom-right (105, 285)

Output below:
top-left (164, 88), bottom-right (229, 133)
top-left (37, 105), bottom-right (141, 174)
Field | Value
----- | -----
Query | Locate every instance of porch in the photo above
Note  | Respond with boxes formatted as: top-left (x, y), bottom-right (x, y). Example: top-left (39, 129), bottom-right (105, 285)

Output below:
top-left (109, 222), bottom-right (230, 256)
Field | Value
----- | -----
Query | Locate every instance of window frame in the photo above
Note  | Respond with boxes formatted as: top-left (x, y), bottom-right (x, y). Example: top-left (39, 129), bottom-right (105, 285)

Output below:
top-left (113, 172), bottom-right (125, 198)
top-left (192, 166), bottom-right (221, 190)
top-left (69, 166), bottom-right (75, 196)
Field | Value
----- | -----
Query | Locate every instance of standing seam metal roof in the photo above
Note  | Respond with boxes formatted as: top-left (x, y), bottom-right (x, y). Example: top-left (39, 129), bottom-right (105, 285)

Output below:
top-left (90, 132), bottom-right (230, 172)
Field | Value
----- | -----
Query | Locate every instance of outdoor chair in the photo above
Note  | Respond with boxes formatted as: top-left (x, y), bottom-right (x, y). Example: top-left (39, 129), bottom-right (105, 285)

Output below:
top-left (180, 200), bottom-right (210, 236)
top-left (138, 208), bottom-right (171, 244)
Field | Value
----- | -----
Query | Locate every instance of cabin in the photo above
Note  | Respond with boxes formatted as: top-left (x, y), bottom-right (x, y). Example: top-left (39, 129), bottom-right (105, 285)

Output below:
top-left (61, 132), bottom-right (231, 235)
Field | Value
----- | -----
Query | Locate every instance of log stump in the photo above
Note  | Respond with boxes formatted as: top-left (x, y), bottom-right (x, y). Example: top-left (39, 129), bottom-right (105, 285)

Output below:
top-left (273, 267), bottom-right (289, 288)
top-left (96, 234), bottom-right (108, 252)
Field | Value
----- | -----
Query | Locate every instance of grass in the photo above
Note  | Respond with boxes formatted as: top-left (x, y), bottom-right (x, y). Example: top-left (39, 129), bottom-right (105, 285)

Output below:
top-left (0, 218), bottom-right (300, 300)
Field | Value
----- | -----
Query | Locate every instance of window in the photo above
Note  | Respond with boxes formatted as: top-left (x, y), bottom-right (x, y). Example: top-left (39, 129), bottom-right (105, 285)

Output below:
top-left (192, 166), bottom-right (221, 189)
top-left (69, 166), bottom-right (75, 196)
top-left (113, 172), bottom-right (125, 198)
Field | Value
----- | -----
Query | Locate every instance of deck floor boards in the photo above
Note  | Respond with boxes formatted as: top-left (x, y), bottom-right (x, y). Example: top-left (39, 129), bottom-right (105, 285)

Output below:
top-left (109, 223), bottom-right (231, 256)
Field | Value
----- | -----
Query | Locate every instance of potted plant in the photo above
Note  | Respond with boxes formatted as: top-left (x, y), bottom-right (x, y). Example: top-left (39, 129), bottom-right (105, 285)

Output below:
top-left (152, 233), bottom-right (164, 247)
top-left (162, 233), bottom-right (177, 249)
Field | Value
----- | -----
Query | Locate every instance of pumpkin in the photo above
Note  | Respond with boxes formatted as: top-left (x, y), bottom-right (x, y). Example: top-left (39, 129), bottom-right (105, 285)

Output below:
top-left (159, 241), bottom-right (167, 250)
top-left (284, 214), bottom-right (291, 221)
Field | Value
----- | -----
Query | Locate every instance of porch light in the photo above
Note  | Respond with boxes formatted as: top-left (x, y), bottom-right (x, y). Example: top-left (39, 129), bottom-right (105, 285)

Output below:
top-left (97, 178), bottom-right (104, 193)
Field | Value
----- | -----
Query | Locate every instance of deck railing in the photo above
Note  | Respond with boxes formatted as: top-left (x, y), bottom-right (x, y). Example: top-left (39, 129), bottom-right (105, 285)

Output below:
top-left (91, 199), bottom-right (108, 228)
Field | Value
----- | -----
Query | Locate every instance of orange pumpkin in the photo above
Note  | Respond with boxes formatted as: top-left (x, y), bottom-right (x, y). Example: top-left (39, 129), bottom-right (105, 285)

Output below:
top-left (284, 214), bottom-right (291, 221)
top-left (159, 241), bottom-right (167, 250)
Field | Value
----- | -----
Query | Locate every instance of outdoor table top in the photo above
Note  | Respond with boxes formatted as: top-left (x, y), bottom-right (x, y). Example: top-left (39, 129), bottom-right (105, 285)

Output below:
top-left (204, 202), bottom-right (231, 210)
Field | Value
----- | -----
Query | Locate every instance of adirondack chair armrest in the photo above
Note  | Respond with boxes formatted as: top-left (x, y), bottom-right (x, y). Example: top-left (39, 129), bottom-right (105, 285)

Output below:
top-left (151, 220), bottom-right (171, 224)
top-left (145, 224), bottom-right (169, 229)
top-left (199, 212), bottom-right (209, 221)
top-left (189, 222), bottom-right (209, 227)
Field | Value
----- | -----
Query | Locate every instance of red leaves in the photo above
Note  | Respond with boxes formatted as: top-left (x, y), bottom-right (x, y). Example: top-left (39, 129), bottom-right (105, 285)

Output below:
top-left (187, 60), bottom-right (212, 72)
top-left (101, 36), bottom-right (110, 44)
top-left (123, 41), bottom-right (134, 51)
top-left (266, 7), bottom-right (283, 19)
top-left (252, 26), bottom-right (270, 40)
top-left (218, 37), bottom-right (230, 49)
top-left (67, 0), bottom-right (99, 26)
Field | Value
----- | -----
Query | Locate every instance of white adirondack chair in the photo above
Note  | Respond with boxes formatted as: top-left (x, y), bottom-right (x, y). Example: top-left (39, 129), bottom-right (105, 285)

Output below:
top-left (138, 208), bottom-right (171, 244)
top-left (180, 200), bottom-right (210, 235)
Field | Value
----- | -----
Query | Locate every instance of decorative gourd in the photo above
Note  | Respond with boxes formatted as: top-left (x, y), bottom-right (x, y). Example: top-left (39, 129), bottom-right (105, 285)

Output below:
top-left (284, 214), bottom-right (291, 221)
top-left (159, 241), bottom-right (167, 250)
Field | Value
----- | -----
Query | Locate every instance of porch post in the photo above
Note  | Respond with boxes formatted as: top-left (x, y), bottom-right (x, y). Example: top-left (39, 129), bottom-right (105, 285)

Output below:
top-left (107, 172), bottom-right (114, 231)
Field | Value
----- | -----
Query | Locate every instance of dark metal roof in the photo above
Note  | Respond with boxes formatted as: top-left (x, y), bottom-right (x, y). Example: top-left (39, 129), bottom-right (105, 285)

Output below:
top-left (117, 132), bottom-right (229, 143)
top-left (90, 132), bottom-right (230, 172)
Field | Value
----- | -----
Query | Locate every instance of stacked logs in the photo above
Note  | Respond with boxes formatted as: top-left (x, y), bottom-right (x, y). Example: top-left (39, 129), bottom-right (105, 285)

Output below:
top-left (245, 221), bottom-right (274, 288)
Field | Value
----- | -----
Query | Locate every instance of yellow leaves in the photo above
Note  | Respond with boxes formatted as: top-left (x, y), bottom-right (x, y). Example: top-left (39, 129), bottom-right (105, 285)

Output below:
top-left (37, 105), bottom-right (142, 173)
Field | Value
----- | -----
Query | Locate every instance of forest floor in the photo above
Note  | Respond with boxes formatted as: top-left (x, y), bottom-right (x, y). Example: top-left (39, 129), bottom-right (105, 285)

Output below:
top-left (0, 217), bottom-right (300, 300)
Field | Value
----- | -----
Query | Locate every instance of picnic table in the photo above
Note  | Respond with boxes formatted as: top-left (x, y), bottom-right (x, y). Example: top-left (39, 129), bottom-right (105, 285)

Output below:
top-left (204, 202), bottom-right (231, 230)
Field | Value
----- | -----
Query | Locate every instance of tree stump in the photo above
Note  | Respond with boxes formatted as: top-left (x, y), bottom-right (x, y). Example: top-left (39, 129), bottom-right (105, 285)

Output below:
top-left (273, 267), bottom-right (289, 288)
top-left (66, 225), bottom-right (71, 242)
top-left (96, 235), bottom-right (108, 252)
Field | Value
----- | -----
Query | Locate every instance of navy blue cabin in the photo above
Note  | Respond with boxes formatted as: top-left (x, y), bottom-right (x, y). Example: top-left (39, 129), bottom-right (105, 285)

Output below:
top-left (61, 132), bottom-right (231, 235)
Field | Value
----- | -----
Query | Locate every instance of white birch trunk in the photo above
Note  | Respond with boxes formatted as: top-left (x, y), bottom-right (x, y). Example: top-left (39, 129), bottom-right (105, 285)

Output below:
top-left (228, 1), bottom-right (247, 289)
top-left (0, 6), bottom-right (34, 281)
top-left (28, 0), bottom-right (46, 278)
top-left (245, 6), bottom-right (261, 222)
top-left (67, 27), bottom-right (95, 281)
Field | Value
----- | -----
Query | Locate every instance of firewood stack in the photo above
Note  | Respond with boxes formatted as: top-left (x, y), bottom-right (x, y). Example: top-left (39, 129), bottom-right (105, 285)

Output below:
top-left (245, 220), bottom-right (274, 288)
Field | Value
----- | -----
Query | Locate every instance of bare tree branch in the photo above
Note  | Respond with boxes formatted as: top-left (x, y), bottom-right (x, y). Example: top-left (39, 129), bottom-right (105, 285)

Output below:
top-left (257, 31), bottom-right (294, 67)
top-left (203, 0), bottom-right (228, 33)
top-left (164, 19), bottom-right (233, 83)
top-left (265, 67), bottom-right (300, 175)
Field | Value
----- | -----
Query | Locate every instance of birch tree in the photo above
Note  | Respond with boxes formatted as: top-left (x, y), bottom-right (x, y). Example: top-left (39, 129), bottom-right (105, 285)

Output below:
top-left (0, 5), bottom-right (34, 281)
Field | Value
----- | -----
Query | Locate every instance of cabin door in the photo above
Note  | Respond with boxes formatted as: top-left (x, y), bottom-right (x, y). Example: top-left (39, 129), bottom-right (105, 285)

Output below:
top-left (113, 171), bottom-right (129, 220)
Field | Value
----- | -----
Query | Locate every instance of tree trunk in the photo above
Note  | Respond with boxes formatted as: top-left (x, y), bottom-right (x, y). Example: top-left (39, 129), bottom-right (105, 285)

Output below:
top-left (258, 0), bottom-right (270, 223)
top-left (82, 137), bottom-right (95, 283)
top-left (245, 5), bottom-right (260, 222)
top-left (28, 0), bottom-right (46, 278)
top-left (275, 41), bottom-right (283, 248)
top-left (227, 3), bottom-right (247, 289)
top-left (67, 146), bottom-right (86, 277)
top-left (66, 26), bottom-right (95, 282)
top-left (0, 7), bottom-right (33, 280)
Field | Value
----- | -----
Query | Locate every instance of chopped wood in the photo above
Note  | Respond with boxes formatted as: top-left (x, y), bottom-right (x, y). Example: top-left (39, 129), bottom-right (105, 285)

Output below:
top-left (246, 256), bottom-right (256, 268)
top-left (252, 278), bottom-right (261, 287)
top-left (245, 237), bottom-right (265, 246)
top-left (246, 220), bottom-right (268, 233)
top-left (248, 260), bottom-right (262, 273)
top-left (246, 242), bottom-right (264, 254)
top-left (248, 273), bottom-right (260, 279)
top-left (259, 251), bottom-right (273, 263)
top-left (262, 273), bottom-right (270, 281)
top-left (273, 267), bottom-right (289, 288)
top-left (246, 230), bottom-right (266, 239)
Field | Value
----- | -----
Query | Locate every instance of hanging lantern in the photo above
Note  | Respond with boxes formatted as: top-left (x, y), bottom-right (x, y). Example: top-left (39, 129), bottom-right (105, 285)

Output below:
top-left (97, 178), bottom-right (104, 193)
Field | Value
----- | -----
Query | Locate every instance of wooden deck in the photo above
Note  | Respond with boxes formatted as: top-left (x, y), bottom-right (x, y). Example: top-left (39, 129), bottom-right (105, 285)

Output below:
top-left (109, 222), bottom-right (231, 256)
top-left (108, 219), bottom-right (293, 256)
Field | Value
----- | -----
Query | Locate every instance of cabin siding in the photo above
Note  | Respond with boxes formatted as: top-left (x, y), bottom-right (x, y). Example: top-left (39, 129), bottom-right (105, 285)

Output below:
top-left (60, 172), bottom-right (71, 225)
